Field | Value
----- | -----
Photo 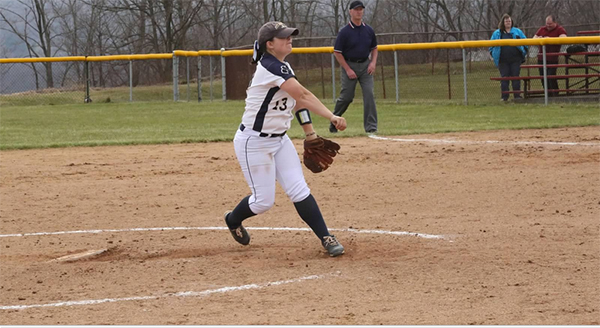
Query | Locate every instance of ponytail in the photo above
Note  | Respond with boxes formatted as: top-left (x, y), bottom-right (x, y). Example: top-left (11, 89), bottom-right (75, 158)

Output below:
top-left (251, 40), bottom-right (264, 64)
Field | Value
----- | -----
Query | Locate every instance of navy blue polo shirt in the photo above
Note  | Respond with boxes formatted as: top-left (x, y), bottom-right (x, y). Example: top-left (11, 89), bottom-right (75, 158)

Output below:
top-left (334, 21), bottom-right (377, 60)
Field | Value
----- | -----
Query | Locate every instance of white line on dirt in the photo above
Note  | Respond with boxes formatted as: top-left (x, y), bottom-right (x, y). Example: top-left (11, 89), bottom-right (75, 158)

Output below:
top-left (0, 272), bottom-right (338, 311)
top-left (331, 227), bottom-right (445, 239)
top-left (0, 226), bottom-right (447, 240)
top-left (368, 134), bottom-right (600, 147)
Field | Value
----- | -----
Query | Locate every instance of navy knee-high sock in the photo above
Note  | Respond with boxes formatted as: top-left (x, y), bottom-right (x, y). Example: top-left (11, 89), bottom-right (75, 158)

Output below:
top-left (227, 195), bottom-right (256, 228)
top-left (294, 194), bottom-right (330, 240)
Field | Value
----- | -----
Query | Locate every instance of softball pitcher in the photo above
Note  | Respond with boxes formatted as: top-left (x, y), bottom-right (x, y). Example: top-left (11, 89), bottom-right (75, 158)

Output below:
top-left (224, 21), bottom-right (347, 257)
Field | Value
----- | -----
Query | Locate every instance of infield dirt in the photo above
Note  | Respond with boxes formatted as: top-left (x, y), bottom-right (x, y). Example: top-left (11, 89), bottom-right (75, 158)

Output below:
top-left (1, 127), bottom-right (599, 325)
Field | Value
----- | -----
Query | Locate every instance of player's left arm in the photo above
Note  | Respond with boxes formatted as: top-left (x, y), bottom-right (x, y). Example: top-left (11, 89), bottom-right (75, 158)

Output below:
top-left (298, 123), bottom-right (318, 141)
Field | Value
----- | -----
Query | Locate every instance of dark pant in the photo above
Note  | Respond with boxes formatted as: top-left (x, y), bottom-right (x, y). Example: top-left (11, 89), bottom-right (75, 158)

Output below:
top-left (498, 61), bottom-right (522, 100)
top-left (332, 60), bottom-right (377, 133)
top-left (538, 62), bottom-right (559, 96)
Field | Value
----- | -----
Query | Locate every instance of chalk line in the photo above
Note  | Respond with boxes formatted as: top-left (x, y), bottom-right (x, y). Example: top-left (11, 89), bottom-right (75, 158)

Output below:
top-left (0, 226), bottom-right (447, 240)
top-left (369, 134), bottom-right (600, 147)
top-left (0, 272), bottom-right (338, 311)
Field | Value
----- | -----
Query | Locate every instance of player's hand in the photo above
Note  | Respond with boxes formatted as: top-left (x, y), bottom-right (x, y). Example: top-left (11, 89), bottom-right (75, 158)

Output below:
top-left (346, 68), bottom-right (357, 79)
top-left (367, 62), bottom-right (376, 75)
top-left (330, 115), bottom-right (346, 131)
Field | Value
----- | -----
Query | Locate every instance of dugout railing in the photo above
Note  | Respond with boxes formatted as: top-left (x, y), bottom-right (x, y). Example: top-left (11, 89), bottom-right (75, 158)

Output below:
top-left (1, 36), bottom-right (598, 106)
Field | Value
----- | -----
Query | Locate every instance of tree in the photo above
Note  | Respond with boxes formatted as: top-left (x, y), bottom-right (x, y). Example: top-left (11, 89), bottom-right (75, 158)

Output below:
top-left (0, 44), bottom-right (13, 94)
top-left (0, 0), bottom-right (62, 88)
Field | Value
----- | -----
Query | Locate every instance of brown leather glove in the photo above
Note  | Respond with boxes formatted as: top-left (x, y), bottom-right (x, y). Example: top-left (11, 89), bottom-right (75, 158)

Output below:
top-left (303, 136), bottom-right (340, 173)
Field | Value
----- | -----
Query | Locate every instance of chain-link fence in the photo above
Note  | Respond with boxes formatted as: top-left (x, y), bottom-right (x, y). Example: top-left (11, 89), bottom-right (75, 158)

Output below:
top-left (88, 59), bottom-right (175, 103)
top-left (0, 61), bottom-right (85, 106)
top-left (175, 55), bottom-right (224, 102)
top-left (2, 32), bottom-right (598, 107)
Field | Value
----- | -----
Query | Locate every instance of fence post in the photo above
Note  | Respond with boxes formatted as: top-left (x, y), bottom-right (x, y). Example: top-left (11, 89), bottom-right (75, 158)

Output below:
top-left (186, 56), bottom-right (190, 102)
top-left (129, 60), bottom-right (133, 102)
top-left (209, 56), bottom-right (214, 101)
top-left (462, 48), bottom-right (468, 105)
top-left (542, 45), bottom-right (548, 105)
top-left (447, 49), bottom-right (451, 100)
top-left (380, 50), bottom-right (386, 99)
top-left (320, 54), bottom-right (325, 99)
top-left (331, 53), bottom-right (336, 103)
top-left (221, 48), bottom-right (226, 101)
top-left (84, 59), bottom-right (92, 103)
top-left (173, 52), bottom-right (179, 102)
top-left (197, 56), bottom-right (202, 102)
top-left (393, 35), bottom-right (399, 104)
top-left (394, 50), bottom-right (399, 103)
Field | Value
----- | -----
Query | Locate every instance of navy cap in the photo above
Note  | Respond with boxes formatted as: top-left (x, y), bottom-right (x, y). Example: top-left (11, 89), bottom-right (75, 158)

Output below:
top-left (349, 1), bottom-right (365, 9)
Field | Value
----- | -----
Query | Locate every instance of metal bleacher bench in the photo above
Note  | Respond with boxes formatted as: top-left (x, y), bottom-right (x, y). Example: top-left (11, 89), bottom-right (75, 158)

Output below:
top-left (490, 50), bottom-right (600, 98)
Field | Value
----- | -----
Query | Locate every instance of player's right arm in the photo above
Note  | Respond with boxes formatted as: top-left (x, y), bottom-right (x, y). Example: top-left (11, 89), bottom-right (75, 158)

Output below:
top-left (281, 78), bottom-right (346, 131)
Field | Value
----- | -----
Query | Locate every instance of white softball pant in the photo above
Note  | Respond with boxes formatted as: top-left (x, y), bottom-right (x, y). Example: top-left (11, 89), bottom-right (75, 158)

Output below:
top-left (233, 128), bottom-right (311, 214)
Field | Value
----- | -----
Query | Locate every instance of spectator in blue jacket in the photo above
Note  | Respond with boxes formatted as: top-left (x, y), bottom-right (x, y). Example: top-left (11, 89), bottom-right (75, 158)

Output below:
top-left (489, 14), bottom-right (529, 101)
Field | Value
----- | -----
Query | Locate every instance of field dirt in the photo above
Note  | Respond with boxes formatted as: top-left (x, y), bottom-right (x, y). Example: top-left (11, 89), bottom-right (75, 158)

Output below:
top-left (1, 127), bottom-right (599, 325)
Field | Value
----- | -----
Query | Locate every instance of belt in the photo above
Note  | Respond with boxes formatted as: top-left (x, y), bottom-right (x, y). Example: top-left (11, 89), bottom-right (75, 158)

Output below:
top-left (345, 57), bottom-right (368, 63)
top-left (240, 124), bottom-right (286, 138)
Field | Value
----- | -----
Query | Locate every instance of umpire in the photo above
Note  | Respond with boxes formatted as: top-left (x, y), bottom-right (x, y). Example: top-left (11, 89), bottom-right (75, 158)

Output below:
top-left (330, 0), bottom-right (378, 134)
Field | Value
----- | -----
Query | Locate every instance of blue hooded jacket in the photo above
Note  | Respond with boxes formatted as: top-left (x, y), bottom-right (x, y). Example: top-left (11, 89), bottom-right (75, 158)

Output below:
top-left (489, 28), bottom-right (528, 67)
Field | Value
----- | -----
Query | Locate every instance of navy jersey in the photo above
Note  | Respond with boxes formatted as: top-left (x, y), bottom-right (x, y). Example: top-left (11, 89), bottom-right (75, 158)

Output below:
top-left (334, 21), bottom-right (377, 60)
top-left (242, 53), bottom-right (297, 135)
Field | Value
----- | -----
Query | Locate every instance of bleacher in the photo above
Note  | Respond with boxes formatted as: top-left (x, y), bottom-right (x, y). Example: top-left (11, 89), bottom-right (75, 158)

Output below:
top-left (491, 30), bottom-right (600, 98)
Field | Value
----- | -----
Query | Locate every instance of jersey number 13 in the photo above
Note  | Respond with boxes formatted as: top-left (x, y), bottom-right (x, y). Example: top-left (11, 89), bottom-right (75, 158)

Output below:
top-left (272, 97), bottom-right (288, 111)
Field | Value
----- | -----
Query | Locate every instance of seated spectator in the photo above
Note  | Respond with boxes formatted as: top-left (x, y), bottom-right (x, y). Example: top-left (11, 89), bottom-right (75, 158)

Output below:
top-left (489, 14), bottom-right (528, 101)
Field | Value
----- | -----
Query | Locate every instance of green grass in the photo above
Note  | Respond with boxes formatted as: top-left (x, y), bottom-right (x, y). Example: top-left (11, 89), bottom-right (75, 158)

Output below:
top-left (1, 101), bottom-right (598, 150)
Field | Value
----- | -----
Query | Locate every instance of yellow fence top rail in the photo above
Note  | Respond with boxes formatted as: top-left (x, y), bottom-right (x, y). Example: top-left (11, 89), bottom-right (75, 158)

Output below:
top-left (86, 54), bottom-right (173, 61)
top-left (379, 35), bottom-right (599, 51)
top-left (0, 56), bottom-right (87, 63)
top-left (1, 36), bottom-right (598, 63)
top-left (0, 54), bottom-right (173, 63)
top-left (173, 50), bottom-right (222, 57)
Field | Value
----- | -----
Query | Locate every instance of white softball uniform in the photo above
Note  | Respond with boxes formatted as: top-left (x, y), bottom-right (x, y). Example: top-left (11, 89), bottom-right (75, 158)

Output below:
top-left (234, 53), bottom-right (310, 214)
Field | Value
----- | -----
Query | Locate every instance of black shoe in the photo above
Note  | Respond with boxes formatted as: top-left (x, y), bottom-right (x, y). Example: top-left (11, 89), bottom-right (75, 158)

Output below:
top-left (322, 235), bottom-right (345, 257)
top-left (224, 211), bottom-right (250, 245)
top-left (329, 124), bottom-right (338, 133)
top-left (366, 129), bottom-right (377, 134)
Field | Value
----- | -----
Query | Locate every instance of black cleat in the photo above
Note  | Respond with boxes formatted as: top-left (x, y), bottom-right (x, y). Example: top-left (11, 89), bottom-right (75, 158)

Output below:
top-left (322, 235), bottom-right (345, 257)
top-left (224, 211), bottom-right (250, 245)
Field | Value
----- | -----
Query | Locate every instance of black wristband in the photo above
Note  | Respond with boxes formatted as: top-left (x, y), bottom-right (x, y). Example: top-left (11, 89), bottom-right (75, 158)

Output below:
top-left (295, 108), bottom-right (312, 125)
